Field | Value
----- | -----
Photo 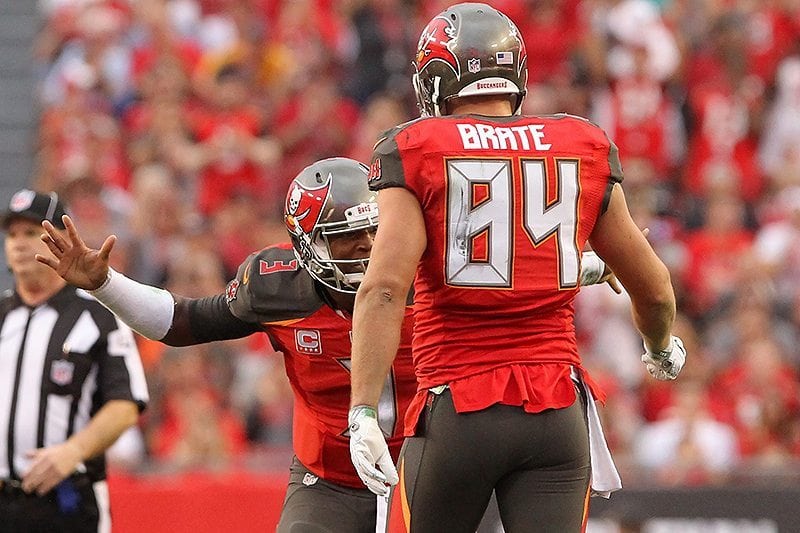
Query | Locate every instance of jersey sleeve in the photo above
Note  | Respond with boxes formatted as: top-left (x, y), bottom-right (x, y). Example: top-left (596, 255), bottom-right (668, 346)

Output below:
top-left (604, 132), bottom-right (624, 184)
top-left (226, 245), bottom-right (325, 324)
top-left (187, 294), bottom-right (259, 343)
top-left (600, 131), bottom-right (624, 214)
top-left (555, 113), bottom-right (624, 185)
top-left (368, 126), bottom-right (409, 192)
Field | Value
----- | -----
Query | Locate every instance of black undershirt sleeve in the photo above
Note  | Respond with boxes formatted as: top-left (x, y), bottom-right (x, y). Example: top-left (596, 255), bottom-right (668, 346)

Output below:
top-left (162, 294), bottom-right (260, 346)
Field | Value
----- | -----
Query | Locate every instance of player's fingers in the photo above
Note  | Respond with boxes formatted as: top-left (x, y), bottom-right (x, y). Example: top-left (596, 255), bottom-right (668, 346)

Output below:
top-left (62, 215), bottom-right (85, 247)
top-left (355, 456), bottom-right (387, 484)
top-left (362, 472), bottom-right (390, 497)
top-left (376, 452), bottom-right (399, 486)
top-left (354, 454), bottom-right (390, 496)
top-left (40, 233), bottom-right (64, 257)
top-left (608, 277), bottom-right (622, 294)
top-left (41, 221), bottom-right (67, 253)
top-left (21, 461), bottom-right (43, 493)
top-left (41, 219), bottom-right (58, 239)
top-left (98, 235), bottom-right (117, 261)
top-left (364, 476), bottom-right (389, 496)
top-left (35, 253), bottom-right (59, 270)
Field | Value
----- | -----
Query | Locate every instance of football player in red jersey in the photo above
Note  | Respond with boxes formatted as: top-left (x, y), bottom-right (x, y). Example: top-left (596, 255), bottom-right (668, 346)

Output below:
top-left (348, 4), bottom-right (686, 533)
top-left (39, 155), bottom-right (616, 532)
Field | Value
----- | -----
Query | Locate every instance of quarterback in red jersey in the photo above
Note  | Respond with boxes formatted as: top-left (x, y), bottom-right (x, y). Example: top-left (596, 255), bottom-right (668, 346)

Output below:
top-left (37, 158), bottom-right (415, 533)
top-left (349, 4), bottom-right (686, 533)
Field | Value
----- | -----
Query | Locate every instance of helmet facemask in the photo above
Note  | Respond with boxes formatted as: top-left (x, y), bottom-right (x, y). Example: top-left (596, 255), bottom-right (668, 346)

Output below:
top-left (304, 203), bottom-right (378, 293)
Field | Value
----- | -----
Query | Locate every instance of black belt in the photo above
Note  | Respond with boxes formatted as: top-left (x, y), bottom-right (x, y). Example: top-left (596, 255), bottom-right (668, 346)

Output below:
top-left (0, 474), bottom-right (94, 498)
top-left (0, 478), bottom-right (30, 498)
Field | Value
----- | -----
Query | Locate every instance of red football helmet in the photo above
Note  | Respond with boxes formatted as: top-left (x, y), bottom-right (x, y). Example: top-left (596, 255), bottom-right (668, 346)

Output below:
top-left (412, 2), bottom-right (528, 117)
top-left (284, 158), bottom-right (378, 293)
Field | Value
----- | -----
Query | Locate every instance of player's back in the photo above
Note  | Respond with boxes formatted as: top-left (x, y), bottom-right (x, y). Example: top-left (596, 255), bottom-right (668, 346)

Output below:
top-left (371, 113), bottom-right (622, 387)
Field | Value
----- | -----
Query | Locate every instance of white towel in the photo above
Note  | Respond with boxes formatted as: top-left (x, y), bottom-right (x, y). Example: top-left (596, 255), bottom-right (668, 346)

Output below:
top-left (375, 493), bottom-right (390, 533)
top-left (574, 370), bottom-right (623, 498)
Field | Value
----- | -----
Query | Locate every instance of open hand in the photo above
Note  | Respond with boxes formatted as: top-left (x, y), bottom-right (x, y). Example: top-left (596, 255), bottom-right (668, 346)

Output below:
top-left (36, 215), bottom-right (116, 291)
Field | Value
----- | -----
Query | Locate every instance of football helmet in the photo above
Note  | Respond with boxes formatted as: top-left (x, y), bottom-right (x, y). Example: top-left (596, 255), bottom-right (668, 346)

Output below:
top-left (413, 3), bottom-right (528, 116)
top-left (284, 157), bottom-right (378, 293)
top-left (412, 2), bottom-right (528, 117)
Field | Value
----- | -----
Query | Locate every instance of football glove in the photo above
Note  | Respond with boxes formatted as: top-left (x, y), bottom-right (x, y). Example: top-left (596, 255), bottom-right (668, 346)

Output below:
top-left (580, 251), bottom-right (605, 286)
top-left (580, 251), bottom-right (621, 293)
top-left (348, 405), bottom-right (398, 496)
top-left (642, 335), bottom-right (686, 381)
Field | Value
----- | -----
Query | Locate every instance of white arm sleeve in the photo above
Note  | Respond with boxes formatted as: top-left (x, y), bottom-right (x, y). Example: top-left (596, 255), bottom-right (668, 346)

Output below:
top-left (89, 268), bottom-right (175, 340)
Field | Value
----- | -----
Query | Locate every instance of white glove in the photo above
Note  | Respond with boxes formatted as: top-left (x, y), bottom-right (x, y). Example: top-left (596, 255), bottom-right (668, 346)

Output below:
top-left (642, 335), bottom-right (686, 381)
top-left (348, 405), bottom-right (399, 496)
top-left (580, 251), bottom-right (605, 286)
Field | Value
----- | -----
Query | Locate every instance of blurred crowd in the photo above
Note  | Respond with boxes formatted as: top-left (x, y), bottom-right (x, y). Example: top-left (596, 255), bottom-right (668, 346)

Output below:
top-left (28, 0), bottom-right (800, 486)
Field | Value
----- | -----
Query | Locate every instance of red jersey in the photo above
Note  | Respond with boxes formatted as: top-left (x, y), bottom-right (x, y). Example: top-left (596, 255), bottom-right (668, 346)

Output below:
top-left (369, 114), bottom-right (621, 433)
top-left (228, 244), bottom-right (416, 488)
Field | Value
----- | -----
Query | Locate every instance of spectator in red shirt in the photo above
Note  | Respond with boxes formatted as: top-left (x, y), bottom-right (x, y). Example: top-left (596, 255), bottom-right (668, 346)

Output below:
top-left (683, 12), bottom-right (767, 201)
top-left (680, 192), bottom-right (754, 317)
top-left (709, 336), bottom-right (800, 459)
top-left (148, 347), bottom-right (247, 470)
top-left (186, 62), bottom-right (280, 215)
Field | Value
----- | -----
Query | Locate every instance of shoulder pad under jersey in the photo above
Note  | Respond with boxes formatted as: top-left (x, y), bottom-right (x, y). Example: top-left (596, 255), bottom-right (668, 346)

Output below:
top-left (226, 244), bottom-right (326, 324)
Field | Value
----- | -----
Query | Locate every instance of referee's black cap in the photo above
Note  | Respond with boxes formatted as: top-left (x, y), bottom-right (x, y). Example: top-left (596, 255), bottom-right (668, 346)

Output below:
top-left (1, 189), bottom-right (67, 230)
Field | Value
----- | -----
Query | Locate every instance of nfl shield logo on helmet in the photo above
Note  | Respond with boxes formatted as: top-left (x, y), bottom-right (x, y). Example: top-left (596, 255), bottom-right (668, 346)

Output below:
top-left (468, 58), bottom-right (481, 73)
top-left (51, 360), bottom-right (75, 386)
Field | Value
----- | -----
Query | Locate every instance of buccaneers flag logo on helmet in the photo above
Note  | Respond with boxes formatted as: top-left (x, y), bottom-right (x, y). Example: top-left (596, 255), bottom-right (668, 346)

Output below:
top-left (415, 15), bottom-right (460, 79)
top-left (285, 175), bottom-right (332, 237)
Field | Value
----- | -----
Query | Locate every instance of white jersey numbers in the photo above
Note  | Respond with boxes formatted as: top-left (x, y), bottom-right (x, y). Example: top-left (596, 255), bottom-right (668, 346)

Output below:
top-left (522, 159), bottom-right (581, 288)
top-left (445, 157), bottom-right (581, 289)
top-left (446, 160), bottom-right (513, 286)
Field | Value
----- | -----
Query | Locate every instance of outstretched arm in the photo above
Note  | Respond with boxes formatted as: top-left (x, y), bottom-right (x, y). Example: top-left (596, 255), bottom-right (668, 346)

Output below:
top-left (37, 215), bottom-right (256, 345)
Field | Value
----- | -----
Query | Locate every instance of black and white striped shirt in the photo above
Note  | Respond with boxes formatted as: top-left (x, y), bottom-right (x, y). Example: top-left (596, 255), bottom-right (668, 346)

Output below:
top-left (0, 285), bottom-right (148, 482)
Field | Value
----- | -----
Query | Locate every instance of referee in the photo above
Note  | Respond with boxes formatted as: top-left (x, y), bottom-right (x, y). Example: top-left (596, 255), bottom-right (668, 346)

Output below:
top-left (0, 189), bottom-right (149, 533)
